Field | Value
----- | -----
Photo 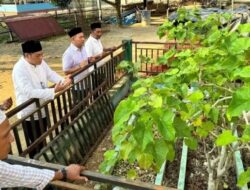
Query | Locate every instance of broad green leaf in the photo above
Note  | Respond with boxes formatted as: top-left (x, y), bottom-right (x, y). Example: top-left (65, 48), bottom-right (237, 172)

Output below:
top-left (192, 117), bottom-right (202, 127)
top-left (207, 29), bottom-right (221, 44)
top-left (237, 167), bottom-right (250, 187)
top-left (238, 23), bottom-right (250, 33)
top-left (209, 108), bottom-right (219, 123)
top-left (132, 120), bottom-right (153, 151)
top-left (154, 139), bottom-right (169, 171)
top-left (240, 125), bottom-right (250, 142)
top-left (127, 169), bottom-right (137, 180)
top-left (215, 130), bottom-right (237, 146)
top-left (149, 94), bottom-right (163, 108)
top-left (204, 104), bottom-right (211, 115)
top-left (120, 141), bottom-right (134, 160)
top-left (184, 137), bottom-right (198, 150)
top-left (99, 150), bottom-right (118, 174)
top-left (227, 85), bottom-right (250, 119)
top-left (166, 68), bottom-right (179, 75)
top-left (154, 109), bottom-right (175, 141)
top-left (174, 117), bottom-right (191, 138)
top-left (229, 38), bottom-right (250, 54)
top-left (166, 142), bottom-right (175, 161)
top-left (187, 90), bottom-right (204, 103)
top-left (232, 66), bottom-right (250, 79)
top-left (176, 49), bottom-right (192, 58)
top-left (196, 121), bottom-right (214, 138)
top-left (133, 87), bottom-right (147, 97)
top-left (137, 153), bottom-right (153, 169)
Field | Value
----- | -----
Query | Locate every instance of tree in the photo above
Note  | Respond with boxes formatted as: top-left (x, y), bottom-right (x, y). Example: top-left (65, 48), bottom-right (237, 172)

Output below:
top-left (100, 8), bottom-right (250, 189)
top-left (102, 0), bottom-right (122, 26)
top-left (51, 0), bottom-right (85, 29)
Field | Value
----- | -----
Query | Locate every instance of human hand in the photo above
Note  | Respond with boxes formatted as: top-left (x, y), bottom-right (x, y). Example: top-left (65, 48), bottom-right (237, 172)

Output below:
top-left (62, 77), bottom-right (72, 87)
top-left (88, 56), bottom-right (95, 63)
top-left (66, 164), bottom-right (88, 181)
top-left (0, 97), bottom-right (13, 111)
top-left (111, 46), bottom-right (116, 51)
top-left (54, 79), bottom-right (71, 93)
top-left (80, 60), bottom-right (88, 68)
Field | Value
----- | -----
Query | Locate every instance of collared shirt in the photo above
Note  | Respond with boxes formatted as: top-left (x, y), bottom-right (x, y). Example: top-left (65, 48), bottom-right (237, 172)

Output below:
top-left (85, 35), bottom-right (103, 58)
top-left (0, 160), bottom-right (54, 190)
top-left (12, 57), bottom-right (64, 119)
top-left (85, 35), bottom-right (106, 68)
top-left (62, 43), bottom-right (89, 83)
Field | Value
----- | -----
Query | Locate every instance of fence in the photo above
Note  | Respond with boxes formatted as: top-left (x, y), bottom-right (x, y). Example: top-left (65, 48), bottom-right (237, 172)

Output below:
top-left (6, 42), bottom-right (126, 158)
top-left (132, 41), bottom-right (198, 75)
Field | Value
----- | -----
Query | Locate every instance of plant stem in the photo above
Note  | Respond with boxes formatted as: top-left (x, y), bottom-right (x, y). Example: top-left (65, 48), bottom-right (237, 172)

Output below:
top-left (212, 96), bottom-right (232, 108)
top-left (202, 83), bottom-right (234, 93)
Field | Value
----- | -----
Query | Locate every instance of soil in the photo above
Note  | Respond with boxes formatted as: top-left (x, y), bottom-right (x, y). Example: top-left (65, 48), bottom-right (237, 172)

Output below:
top-left (185, 142), bottom-right (238, 190)
top-left (77, 130), bottom-right (114, 189)
top-left (163, 140), bottom-right (182, 188)
top-left (112, 160), bottom-right (157, 184)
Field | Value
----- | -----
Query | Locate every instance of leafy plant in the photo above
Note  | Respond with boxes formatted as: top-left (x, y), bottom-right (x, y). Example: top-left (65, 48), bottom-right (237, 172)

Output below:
top-left (116, 60), bottom-right (139, 76)
top-left (100, 8), bottom-right (250, 189)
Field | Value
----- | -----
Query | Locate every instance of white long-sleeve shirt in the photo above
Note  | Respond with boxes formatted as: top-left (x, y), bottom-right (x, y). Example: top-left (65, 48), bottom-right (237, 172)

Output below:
top-left (12, 57), bottom-right (64, 119)
top-left (0, 160), bottom-right (54, 190)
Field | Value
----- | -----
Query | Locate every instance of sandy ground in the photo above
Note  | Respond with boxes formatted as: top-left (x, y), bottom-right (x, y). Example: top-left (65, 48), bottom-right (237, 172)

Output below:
top-left (0, 17), bottom-right (166, 105)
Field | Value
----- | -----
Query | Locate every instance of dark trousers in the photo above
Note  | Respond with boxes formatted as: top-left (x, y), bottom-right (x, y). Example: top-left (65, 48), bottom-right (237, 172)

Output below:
top-left (92, 72), bottom-right (105, 99)
top-left (23, 118), bottom-right (47, 158)
top-left (71, 88), bottom-right (88, 119)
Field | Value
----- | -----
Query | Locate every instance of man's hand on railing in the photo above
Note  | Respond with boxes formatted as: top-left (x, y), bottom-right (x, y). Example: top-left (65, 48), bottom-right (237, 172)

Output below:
top-left (0, 97), bottom-right (13, 111)
top-left (53, 164), bottom-right (88, 182)
top-left (54, 78), bottom-right (72, 93)
top-left (65, 164), bottom-right (88, 181)
top-left (88, 56), bottom-right (95, 63)
top-left (80, 60), bottom-right (88, 68)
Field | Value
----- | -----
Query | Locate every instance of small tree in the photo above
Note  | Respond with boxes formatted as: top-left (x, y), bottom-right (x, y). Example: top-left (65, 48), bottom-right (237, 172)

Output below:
top-left (100, 8), bottom-right (250, 189)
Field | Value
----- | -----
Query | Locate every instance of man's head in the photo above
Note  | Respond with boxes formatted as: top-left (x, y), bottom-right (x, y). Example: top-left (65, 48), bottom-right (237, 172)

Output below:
top-left (68, 27), bottom-right (85, 48)
top-left (0, 111), bottom-right (14, 160)
top-left (22, 40), bottom-right (43, 65)
top-left (90, 22), bottom-right (102, 39)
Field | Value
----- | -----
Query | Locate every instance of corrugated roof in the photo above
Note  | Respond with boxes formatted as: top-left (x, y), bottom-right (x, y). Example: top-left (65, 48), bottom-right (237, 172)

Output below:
top-left (5, 15), bottom-right (65, 41)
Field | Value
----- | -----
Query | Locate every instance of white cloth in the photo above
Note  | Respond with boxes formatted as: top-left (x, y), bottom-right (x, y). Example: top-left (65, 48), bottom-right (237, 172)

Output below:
top-left (0, 110), bottom-right (6, 125)
top-left (62, 43), bottom-right (89, 84)
top-left (85, 35), bottom-right (105, 68)
top-left (0, 160), bottom-right (54, 190)
top-left (12, 57), bottom-right (64, 119)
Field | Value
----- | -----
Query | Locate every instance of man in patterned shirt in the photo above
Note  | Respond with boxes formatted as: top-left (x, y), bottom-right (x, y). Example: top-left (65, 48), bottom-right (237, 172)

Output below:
top-left (0, 110), bottom-right (88, 189)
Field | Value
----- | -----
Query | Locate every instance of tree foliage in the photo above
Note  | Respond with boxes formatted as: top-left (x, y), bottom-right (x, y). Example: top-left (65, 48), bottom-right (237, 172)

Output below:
top-left (100, 8), bottom-right (250, 189)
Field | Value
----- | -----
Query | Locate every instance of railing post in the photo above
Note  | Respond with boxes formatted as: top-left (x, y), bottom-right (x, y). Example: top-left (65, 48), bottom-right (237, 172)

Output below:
top-left (122, 38), bottom-right (132, 62)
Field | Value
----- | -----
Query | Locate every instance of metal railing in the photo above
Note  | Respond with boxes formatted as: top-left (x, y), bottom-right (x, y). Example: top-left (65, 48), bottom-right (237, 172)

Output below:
top-left (132, 41), bottom-right (197, 75)
top-left (6, 42), bottom-right (126, 158)
top-left (5, 155), bottom-right (174, 190)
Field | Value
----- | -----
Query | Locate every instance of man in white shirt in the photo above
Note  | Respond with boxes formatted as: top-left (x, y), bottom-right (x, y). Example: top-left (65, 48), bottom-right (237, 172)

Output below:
top-left (12, 40), bottom-right (72, 158)
top-left (62, 27), bottom-right (90, 107)
top-left (85, 22), bottom-right (116, 63)
top-left (85, 22), bottom-right (116, 98)
top-left (0, 110), bottom-right (87, 190)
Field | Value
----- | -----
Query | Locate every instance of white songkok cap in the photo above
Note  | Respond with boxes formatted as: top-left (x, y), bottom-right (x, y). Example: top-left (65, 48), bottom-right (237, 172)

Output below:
top-left (0, 110), bottom-right (7, 125)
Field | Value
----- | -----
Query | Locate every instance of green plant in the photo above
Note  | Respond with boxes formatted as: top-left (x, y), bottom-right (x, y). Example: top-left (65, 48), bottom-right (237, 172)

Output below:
top-left (100, 8), bottom-right (250, 189)
top-left (116, 60), bottom-right (140, 77)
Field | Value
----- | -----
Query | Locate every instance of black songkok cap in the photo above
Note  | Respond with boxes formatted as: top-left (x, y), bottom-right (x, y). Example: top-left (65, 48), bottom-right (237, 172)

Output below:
top-left (90, 22), bottom-right (102, 30)
top-left (68, 27), bottom-right (82, 37)
top-left (21, 40), bottom-right (42, 53)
